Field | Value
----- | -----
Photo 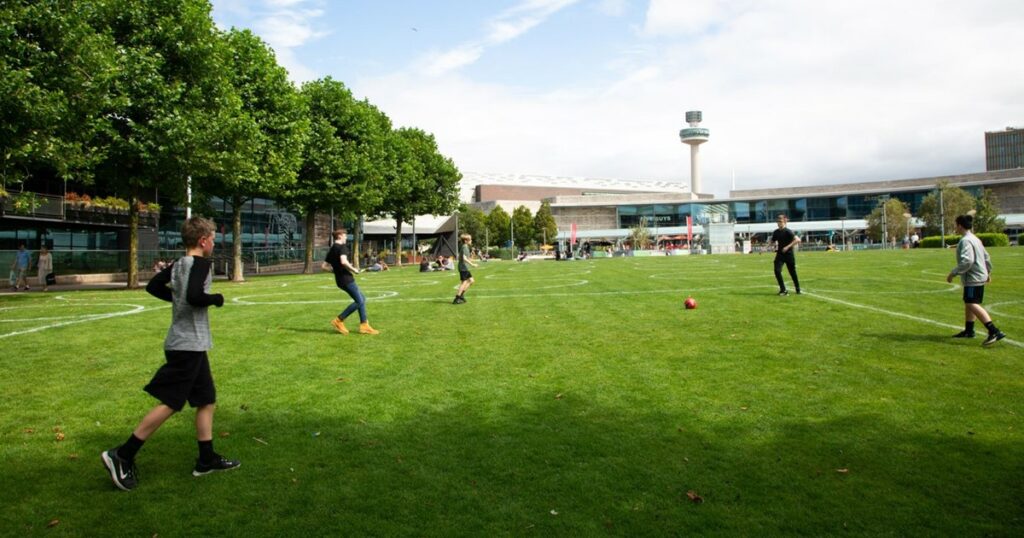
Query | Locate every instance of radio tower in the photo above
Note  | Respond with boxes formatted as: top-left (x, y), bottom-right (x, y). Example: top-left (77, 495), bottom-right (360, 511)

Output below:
top-left (679, 111), bottom-right (709, 195)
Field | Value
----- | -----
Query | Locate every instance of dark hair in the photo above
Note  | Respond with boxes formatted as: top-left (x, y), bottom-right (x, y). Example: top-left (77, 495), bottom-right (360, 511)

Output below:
top-left (955, 214), bottom-right (973, 230)
top-left (181, 217), bottom-right (215, 248)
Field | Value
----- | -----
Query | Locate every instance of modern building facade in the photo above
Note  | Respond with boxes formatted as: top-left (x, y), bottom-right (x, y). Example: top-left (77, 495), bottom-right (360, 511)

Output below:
top-left (986, 127), bottom-right (1024, 171)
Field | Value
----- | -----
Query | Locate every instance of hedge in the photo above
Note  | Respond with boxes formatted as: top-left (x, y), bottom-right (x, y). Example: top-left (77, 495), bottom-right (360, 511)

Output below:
top-left (920, 233), bottom-right (1009, 248)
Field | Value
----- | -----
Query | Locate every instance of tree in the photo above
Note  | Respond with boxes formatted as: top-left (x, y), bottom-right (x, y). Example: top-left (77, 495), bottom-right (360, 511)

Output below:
top-left (457, 204), bottom-right (488, 246)
top-left (628, 218), bottom-right (653, 249)
top-left (90, 0), bottom-right (237, 288)
top-left (512, 205), bottom-right (533, 249)
top-left (865, 197), bottom-right (910, 243)
top-left (375, 127), bottom-right (461, 266)
top-left (0, 0), bottom-right (116, 186)
top-left (486, 205), bottom-right (511, 247)
top-left (533, 200), bottom-right (558, 245)
top-left (206, 28), bottom-right (308, 282)
top-left (291, 78), bottom-right (389, 272)
top-left (973, 188), bottom-right (1006, 234)
top-left (919, 182), bottom-right (975, 237)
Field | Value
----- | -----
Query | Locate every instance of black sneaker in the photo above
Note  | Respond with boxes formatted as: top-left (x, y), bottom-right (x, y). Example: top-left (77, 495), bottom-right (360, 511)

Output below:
top-left (778, 290), bottom-right (789, 296)
top-left (952, 330), bottom-right (975, 338)
top-left (453, 296), bottom-right (466, 304)
top-left (795, 289), bottom-right (802, 295)
top-left (982, 332), bottom-right (1006, 347)
top-left (101, 448), bottom-right (138, 491)
top-left (193, 455), bottom-right (241, 476)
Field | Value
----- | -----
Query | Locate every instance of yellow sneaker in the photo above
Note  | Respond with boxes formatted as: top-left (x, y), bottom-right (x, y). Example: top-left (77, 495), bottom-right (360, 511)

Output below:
top-left (331, 318), bottom-right (349, 335)
top-left (358, 322), bottom-right (380, 335)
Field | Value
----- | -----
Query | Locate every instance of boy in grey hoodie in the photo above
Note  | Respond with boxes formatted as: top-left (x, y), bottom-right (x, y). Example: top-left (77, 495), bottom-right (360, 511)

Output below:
top-left (946, 214), bottom-right (1006, 346)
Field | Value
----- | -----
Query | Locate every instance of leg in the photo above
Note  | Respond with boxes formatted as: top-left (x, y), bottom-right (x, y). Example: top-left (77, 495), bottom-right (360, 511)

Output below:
top-left (458, 277), bottom-right (474, 296)
top-left (785, 256), bottom-right (800, 292)
top-left (773, 257), bottom-right (786, 292)
top-left (133, 404), bottom-right (177, 440)
top-left (195, 403), bottom-right (215, 442)
top-left (341, 282), bottom-right (368, 323)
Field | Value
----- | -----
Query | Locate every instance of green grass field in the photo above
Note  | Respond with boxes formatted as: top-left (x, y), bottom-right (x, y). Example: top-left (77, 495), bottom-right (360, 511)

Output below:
top-left (2, 249), bottom-right (1022, 536)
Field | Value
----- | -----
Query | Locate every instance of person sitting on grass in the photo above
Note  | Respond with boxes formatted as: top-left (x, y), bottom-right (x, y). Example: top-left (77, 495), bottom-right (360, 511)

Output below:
top-left (420, 257), bottom-right (432, 272)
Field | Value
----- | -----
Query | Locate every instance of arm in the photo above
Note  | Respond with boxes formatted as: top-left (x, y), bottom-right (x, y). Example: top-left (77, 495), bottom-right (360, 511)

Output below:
top-left (145, 263), bottom-right (174, 302)
top-left (339, 255), bottom-right (360, 275)
top-left (782, 235), bottom-right (801, 253)
top-left (185, 257), bottom-right (224, 307)
top-left (946, 242), bottom-right (976, 282)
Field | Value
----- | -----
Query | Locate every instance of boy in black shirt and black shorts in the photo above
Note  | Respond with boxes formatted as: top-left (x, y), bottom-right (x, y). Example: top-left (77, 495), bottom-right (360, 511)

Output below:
top-left (771, 214), bottom-right (802, 296)
top-left (101, 217), bottom-right (239, 491)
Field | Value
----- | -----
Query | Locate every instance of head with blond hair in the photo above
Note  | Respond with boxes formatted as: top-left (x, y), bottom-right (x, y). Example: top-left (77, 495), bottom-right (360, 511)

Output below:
top-left (460, 233), bottom-right (472, 244)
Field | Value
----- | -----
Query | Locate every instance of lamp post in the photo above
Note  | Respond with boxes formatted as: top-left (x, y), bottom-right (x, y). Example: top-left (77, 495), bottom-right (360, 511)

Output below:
top-left (903, 212), bottom-right (911, 248)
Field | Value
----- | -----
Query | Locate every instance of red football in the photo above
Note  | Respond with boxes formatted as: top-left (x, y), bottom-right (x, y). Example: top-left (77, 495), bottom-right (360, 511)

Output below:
top-left (684, 297), bottom-right (697, 310)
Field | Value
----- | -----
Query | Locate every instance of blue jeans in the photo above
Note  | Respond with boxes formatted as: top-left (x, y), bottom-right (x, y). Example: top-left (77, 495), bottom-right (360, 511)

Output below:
top-left (339, 281), bottom-right (367, 323)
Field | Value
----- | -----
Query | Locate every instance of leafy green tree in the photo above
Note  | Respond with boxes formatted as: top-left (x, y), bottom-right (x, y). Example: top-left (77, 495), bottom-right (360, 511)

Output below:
top-left (486, 205), bottom-right (511, 247)
top-left (89, 0), bottom-right (236, 288)
top-left (533, 200), bottom-right (558, 246)
top-left (291, 78), bottom-right (389, 272)
top-left (512, 205), bottom-right (533, 249)
top-left (0, 0), bottom-right (116, 185)
top-left (375, 127), bottom-right (461, 266)
top-left (206, 28), bottom-right (308, 282)
top-left (973, 188), bottom-right (1006, 234)
top-left (628, 218), bottom-right (653, 249)
top-left (865, 197), bottom-right (910, 244)
top-left (919, 182), bottom-right (976, 237)
top-left (457, 204), bottom-right (488, 246)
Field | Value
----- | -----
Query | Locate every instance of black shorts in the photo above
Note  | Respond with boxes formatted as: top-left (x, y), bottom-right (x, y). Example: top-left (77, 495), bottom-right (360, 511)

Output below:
top-left (962, 285), bottom-right (985, 305)
top-left (144, 350), bottom-right (216, 411)
top-left (459, 270), bottom-right (473, 281)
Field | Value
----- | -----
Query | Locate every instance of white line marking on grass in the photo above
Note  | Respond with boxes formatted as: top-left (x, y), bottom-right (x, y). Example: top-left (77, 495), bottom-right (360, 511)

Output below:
top-left (987, 301), bottom-right (1024, 320)
top-left (231, 291), bottom-right (399, 305)
top-left (803, 292), bottom-right (1024, 349)
top-left (809, 279), bottom-right (960, 295)
top-left (0, 303), bottom-right (159, 339)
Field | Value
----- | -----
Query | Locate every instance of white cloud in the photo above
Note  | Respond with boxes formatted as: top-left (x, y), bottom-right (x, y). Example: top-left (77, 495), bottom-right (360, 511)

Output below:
top-left (415, 0), bottom-right (581, 76)
top-left (363, 0), bottom-right (1024, 196)
top-left (245, 0), bottom-right (325, 83)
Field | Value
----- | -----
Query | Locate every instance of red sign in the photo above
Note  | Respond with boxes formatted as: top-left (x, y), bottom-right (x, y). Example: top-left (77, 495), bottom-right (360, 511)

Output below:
top-left (686, 216), bottom-right (693, 246)
top-left (570, 222), bottom-right (577, 245)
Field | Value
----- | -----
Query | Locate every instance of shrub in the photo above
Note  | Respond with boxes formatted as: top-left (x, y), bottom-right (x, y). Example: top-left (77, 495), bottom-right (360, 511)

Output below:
top-left (922, 233), bottom-right (1009, 247)
top-left (920, 235), bottom-right (959, 248)
top-left (976, 233), bottom-right (1010, 247)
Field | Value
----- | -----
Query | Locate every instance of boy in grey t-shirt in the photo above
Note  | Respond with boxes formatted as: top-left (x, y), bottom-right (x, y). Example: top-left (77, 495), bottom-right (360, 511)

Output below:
top-left (101, 217), bottom-right (238, 491)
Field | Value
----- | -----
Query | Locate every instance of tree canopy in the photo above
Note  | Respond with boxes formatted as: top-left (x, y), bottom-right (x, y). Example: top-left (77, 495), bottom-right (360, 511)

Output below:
top-left (865, 197), bottom-right (911, 243)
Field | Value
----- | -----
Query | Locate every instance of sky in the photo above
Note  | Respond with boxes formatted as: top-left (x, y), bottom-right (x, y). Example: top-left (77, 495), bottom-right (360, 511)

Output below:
top-left (210, 0), bottom-right (1024, 197)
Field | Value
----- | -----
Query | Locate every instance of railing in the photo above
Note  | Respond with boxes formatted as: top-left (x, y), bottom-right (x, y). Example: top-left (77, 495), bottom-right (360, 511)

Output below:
top-left (1, 192), bottom-right (64, 219)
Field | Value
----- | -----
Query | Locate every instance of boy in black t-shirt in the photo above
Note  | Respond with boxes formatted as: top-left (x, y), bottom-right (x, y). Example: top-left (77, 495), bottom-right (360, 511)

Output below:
top-left (770, 214), bottom-right (802, 295)
top-left (101, 217), bottom-right (238, 491)
top-left (323, 229), bottom-right (379, 335)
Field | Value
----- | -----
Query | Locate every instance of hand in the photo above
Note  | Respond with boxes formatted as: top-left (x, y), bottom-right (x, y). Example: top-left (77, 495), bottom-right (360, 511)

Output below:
top-left (214, 294), bottom-right (225, 307)
top-left (946, 274), bottom-right (954, 283)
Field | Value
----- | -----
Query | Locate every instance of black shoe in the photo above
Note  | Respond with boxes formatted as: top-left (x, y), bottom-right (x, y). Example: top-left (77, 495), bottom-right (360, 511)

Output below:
top-left (795, 289), bottom-right (802, 295)
top-left (952, 330), bottom-right (975, 338)
top-left (101, 448), bottom-right (138, 491)
top-left (453, 296), bottom-right (465, 304)
top-left (193, 455), bottom-right (241, 476)
top-left (778, 290), bottom-right (789, 296)
top-left (982, 331), bottom-right (1006, 346)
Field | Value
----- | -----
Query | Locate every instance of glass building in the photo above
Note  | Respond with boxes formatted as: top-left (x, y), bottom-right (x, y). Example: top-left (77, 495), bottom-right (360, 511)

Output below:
top-left (986, 127), bottom-right (1024, 171)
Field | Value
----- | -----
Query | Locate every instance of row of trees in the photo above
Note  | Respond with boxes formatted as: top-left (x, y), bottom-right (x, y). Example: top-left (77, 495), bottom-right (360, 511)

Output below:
top-left (1, 0), bottom-right (461, 285)
top-left (865, 182), bottom-right (1005, 242)
top-left (458, 201), bottom-right (559, 250)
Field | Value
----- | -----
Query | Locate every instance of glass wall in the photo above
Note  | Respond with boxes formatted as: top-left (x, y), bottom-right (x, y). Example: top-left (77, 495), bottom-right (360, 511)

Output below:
top-left (614, 188), bottom-right (943, 227)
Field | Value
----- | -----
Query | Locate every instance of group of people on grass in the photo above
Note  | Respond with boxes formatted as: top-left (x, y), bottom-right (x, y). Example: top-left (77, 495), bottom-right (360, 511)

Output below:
top-left (99, 213), bottom-right (1006, 492)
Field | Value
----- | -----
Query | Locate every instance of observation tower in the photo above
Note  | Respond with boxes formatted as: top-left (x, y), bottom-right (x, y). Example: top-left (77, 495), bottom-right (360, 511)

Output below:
top-left (679, 111), bottom-right (709, 195)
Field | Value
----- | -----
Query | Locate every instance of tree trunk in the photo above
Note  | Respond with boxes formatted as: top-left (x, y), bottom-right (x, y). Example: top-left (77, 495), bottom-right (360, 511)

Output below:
top-left (352, 219), bottom-right (361, 270)
top-left (393, 216), bottom-right (404, 267)
top-left (232, 198), bottom-right (245, 282)
top-left (303, 211), bottom-right (316, 274)
top-left (127, 182), bottom-right (140, 289)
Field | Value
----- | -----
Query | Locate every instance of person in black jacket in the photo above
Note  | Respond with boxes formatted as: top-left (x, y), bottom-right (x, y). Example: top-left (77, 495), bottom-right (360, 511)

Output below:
top-left (771, 214), bottom-right (802, 296)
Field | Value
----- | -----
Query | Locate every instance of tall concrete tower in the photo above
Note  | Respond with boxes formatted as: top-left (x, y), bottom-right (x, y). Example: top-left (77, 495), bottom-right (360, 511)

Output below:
top-left (679, 111), bottom-right (709, 195)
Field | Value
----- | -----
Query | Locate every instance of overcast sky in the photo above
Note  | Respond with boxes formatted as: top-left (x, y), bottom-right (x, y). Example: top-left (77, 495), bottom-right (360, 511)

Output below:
top-left (210, 0), bottom-right (1024, 197)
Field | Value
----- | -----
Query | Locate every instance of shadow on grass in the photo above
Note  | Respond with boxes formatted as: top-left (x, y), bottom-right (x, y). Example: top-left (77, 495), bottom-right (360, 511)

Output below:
top-left (7, 393), bottom-right (1023, 537)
